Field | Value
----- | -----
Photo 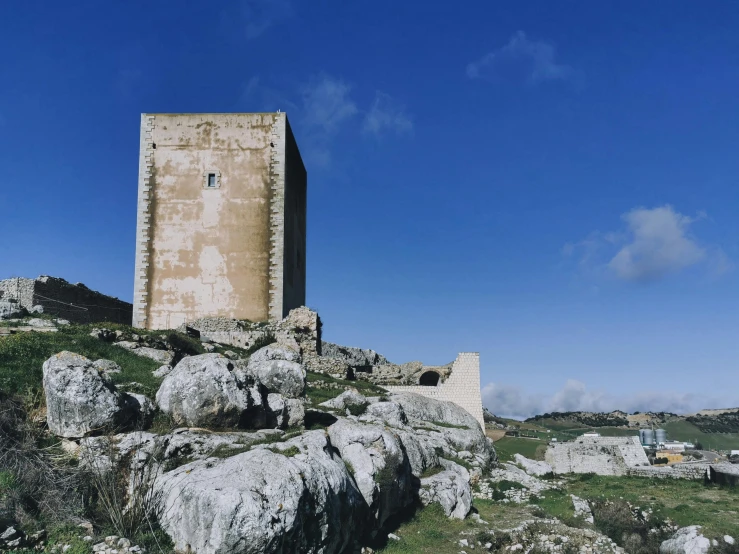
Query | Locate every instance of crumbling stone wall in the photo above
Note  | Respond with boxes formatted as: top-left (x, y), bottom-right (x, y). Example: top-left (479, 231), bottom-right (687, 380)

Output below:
top-left (546, 436), bottom-right (650, 476)
top-left (627, 464), bottom-right (710, 480)
top-left (383, 353), bottom-right (485, 430)
top-left (0, 276), bottom-right (132, 324)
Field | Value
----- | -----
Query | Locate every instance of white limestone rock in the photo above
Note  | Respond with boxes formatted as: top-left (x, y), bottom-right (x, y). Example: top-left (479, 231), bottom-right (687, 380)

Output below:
top-left (364, 400), bottom-right (407, 428)
top-left (93, 359), bottom-right (122, 376)
top-left (114, 341), bottom-right (174, 365)
top-left (320, 390), bottom-right (369, 411)
top-left (660, 526), bottom-right (711, 554)
top-left (418, 460), bottom-right (472, 519)
top-left (390, 393), bottom-right (496, 468)
top-left (327, 418), bottom-right (414, 528)
top-left (154, 431), bottom-right (366, 554)
top-left (155, 354), bottom-right (260, 428)
top-left (42, 351), bottom-right (135, 438)
top-left (124, 393), bottom-right (157, 427)
top-left (246, 345), bottom-right (305, 398)
top-left (514, 454), bottom-right (553, 477)
top-left (389, 392), bottom-right (478, 429)
top-left (570, 494), bottom-right (594, 524)
top-left (152, 365), bottom-right (172, 378)
top-left (266, 393), bottom-right (305, 429)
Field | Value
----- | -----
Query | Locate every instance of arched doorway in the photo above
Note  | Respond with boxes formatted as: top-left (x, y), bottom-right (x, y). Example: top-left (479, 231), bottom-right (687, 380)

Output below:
top-left (419, 371), bottom-right (440, 386)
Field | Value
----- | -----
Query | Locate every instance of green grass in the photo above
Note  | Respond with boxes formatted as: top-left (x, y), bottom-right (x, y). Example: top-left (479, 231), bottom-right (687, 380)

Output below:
top-left (305, 370), bottom-right (387, 406)
top-left (430, 420), bottom-right (469, 430)
top-left (563, 473), bottom-right (739, 538)
top-left (375, 499), bottom-right (538, 553)
top-left (0, 323), bottom-right (166, 398)
top-left (493, 436), bottom-right (547, 462)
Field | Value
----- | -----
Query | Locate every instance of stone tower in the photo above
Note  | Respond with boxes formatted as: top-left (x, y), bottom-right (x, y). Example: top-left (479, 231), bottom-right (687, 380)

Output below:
top-left (133, 113), bottom-right (306, 329)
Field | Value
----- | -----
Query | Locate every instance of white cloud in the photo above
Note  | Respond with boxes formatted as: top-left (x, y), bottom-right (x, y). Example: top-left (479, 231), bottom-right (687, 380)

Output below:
top-left (467, 31), bottom-right (578, 85)
top-left (482, 379), bottom-right (732, 420)
top-left (566, 205), bottom-right (730, 283)
top-left (362, 92), bottom-right (413, 137)
top-left (240, 0), bottom-right (293, 39)
top-left (300, 74), bottom-right (358, 134)
top-left (607, 206), bottom-right (707, 282)
top-left (299, 74), bottom-right (358, 166)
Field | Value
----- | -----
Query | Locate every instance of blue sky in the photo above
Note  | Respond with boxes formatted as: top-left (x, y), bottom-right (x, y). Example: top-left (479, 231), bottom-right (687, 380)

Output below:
top-left (1, 1), bottom-right (738, 417)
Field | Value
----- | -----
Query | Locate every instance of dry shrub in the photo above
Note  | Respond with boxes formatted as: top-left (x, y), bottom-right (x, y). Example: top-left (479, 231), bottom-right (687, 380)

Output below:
top-left (0, 392), bottom-right (87, 527)
top-left (81, 433), bottom-right (165, 544)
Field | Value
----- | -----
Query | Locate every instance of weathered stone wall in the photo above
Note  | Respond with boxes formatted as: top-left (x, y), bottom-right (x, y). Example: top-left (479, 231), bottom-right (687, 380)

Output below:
top-left (384, 353), bottom-right (485, 430)
top-left (0, 276), bottom-right (132, 324)
top-left (627, 464), bottom-right (710, 480)
top-left (133, 113), bottom-right (306, 330)
top-left (545, 436), bottom-right (650, 476)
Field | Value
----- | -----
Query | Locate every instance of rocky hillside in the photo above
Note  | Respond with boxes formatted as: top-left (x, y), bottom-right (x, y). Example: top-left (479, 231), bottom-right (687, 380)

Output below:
top-left (2, 307), bottom-right (738, 554)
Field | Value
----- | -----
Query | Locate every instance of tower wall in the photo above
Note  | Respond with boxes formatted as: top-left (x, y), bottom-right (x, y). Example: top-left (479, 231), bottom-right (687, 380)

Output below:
top-left (133, 113), bottom-right (306, 329)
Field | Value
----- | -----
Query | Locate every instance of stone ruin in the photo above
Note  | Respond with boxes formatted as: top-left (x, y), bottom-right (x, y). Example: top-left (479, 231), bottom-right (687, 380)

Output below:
top-left (179, 306), bottom-right (486, 429)
top-left (0, 276), bottom-right (133, 324)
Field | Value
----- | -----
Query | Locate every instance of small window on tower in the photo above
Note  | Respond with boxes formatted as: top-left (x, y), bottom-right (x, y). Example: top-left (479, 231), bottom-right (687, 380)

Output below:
top-left (203, 170), bottom-right (221, 189)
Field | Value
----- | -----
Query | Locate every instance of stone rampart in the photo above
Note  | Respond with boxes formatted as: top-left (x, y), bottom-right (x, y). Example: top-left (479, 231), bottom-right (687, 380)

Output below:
top-left (384, 353), bottom-right (485, 430)
top-left (545, 436), bottom-right (650, 476)
top-left (0, 276), bottom-right (132, 324)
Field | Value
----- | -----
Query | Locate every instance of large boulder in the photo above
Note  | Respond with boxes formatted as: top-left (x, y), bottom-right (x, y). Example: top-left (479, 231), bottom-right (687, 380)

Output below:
top-left (514, 454), bottom-right (553, 477)
top-left (246, 345), bottom-right (305, 398)
top-left (390, 393), bottom-right (496, 469)
top-left (154, 431), bottom-right (366, 554)
top-left (42, 351), bottom-right (135, 438)
top-left (660, 526), bottom-right (711, 554)
top-left (155, 354), bottom-right (261, 428)
top-left (418, 460), bottom-right (472, 519)
top-left (389, 392), bottom-right (479, 429)
top-left (327, 419), bottom-right (414, 528)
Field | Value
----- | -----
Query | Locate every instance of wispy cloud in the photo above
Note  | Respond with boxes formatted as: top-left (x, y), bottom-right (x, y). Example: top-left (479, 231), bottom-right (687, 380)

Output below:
top-left (235, 0), bottom-right (294, 40)
top-left (564, 205), bottom-right (730, 283)
top-left (467, 31), bottom-right (579, 86)
top-left (240, 74), bottom-right (412, 166)
top-left (362, 92), bottom-right (413, 137)
top-left (482, 379), bottom-right (733, 420)
top-left (300, 74), bottom-right (358, 134)
top-left (298, 74), bottom-right (358, 166)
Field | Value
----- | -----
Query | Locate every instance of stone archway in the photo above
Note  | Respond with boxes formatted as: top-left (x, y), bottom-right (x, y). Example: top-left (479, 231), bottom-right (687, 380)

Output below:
top-left (418, 370), bottom-right (440, 386)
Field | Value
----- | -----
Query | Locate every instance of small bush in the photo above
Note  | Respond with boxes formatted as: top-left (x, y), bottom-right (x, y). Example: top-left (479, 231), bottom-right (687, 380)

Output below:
top-left (346, 401), bottom-right (369, 417)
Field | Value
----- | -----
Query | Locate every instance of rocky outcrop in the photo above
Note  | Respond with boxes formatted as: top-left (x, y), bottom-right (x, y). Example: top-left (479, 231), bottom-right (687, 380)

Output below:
top-left (155, 349), bottom-right (307, 430)
top-left (154, 431), bottom-right (366, 554)
top-left (114, 342), bottom-right (174, 365)
top-left (659, 526), bottom-right (711, 554)
top-left (246, 345), bottom-right (305, 398)
top-left (319, 390), bottom-right (370, 413)
top-left (327, 419), bottom-right (415, 529)
top-left (155, 354), bottom-right (260, 428)
top-left (320, 342), bottom-right (390, 368)
top-left (514, 454), bottom-right (553, 477)
top-left (418, 460), bottom-right (472, 518)
top-left (42, 351), bottom-right (137, 438)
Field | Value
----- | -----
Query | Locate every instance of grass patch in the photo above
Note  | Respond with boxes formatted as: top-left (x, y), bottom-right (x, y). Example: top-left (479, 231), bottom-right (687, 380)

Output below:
top-left (493, 436), bottom-right (547, 462)
top-left (430, 420), bottom-right (469, 430)
top-left (305, 371), bottom-right (387, 406)
top-left (0, 323), bottom-right (167, 398)
top-left (270, 445), bottom-right (300, 457)
top-left (564, 473), bottom-right (739, 538)
top-left (420, 465), bottom-right (444, 478)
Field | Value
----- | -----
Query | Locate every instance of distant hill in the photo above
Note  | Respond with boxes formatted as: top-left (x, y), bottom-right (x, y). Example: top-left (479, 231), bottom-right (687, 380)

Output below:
top-left (520, 408), bottom-right (739, 451)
